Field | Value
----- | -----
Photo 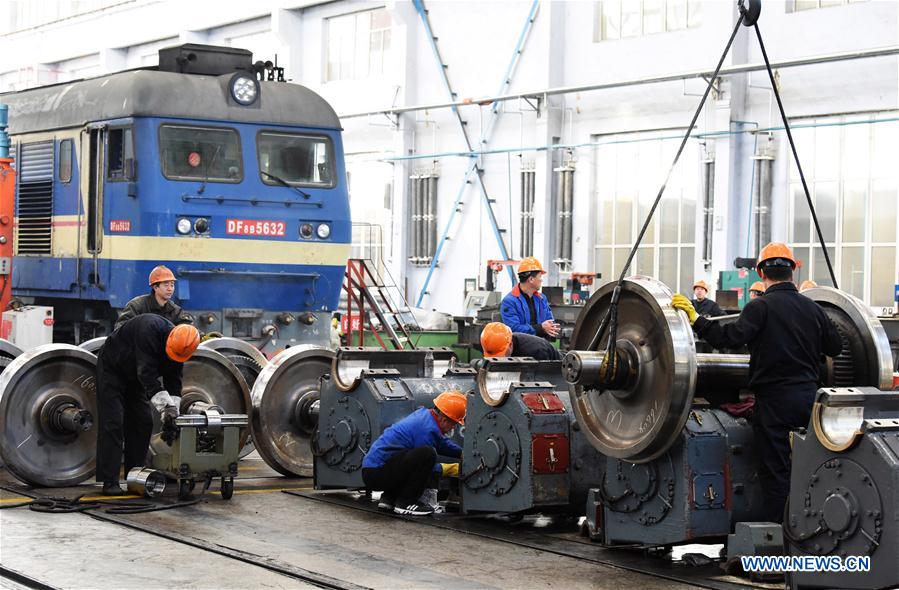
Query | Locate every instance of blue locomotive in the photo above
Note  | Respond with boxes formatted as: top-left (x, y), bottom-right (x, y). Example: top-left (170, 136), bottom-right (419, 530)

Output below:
top-left (3, 44), bottom-right (350, 353)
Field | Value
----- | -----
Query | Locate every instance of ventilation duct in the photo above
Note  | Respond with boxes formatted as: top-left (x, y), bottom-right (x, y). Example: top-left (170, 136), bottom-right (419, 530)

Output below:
top-left (553, 166), bottom-right (574, 269)
top-left (408, 172), bottom-right (438, 266)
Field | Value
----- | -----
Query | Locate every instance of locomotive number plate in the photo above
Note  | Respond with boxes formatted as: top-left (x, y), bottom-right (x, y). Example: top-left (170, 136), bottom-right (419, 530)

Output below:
top-left (226, 219), bottom-right (286, 237)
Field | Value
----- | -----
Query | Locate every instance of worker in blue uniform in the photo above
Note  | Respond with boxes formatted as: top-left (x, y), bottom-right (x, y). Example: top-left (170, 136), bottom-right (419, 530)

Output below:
top-left (361, 390), bottom-right (467, 516)
top-left (500, 256), bottom-right (560, 342)
top-left (673, 243), bottom-right (841, 522)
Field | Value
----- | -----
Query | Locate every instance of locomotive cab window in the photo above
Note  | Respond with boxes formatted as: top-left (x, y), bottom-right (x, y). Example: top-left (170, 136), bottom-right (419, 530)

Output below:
top-left (257, 132), bottom-right (334, 187)
top-left (159, 125), bottom-right (242, 182)
top-left (58, 139), bottom-right (73, 183)
top-left (107, 127), bottom-right (134, 181)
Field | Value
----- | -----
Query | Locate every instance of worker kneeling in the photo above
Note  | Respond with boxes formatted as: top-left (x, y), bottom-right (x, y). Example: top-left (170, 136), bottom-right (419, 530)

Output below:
top-left (95, 315), bottom-right (201, 495)
top-left (361, 390), bottom-right (467, 516)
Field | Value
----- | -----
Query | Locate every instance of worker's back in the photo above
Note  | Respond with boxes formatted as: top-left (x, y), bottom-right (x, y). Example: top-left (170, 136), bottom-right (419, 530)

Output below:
top-left (100, 314), bottom-right (173, 379)
top-left (743, 283), bottom-right (841, 395)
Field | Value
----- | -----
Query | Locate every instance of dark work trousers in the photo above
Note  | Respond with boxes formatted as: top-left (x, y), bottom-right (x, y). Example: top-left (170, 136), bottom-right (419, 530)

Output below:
top-left (95, 355), bottom-right (155, 484)
top-left (753, 390), bottom-right (815, 523)
top-left (361, 446), bottom-right (438, 505)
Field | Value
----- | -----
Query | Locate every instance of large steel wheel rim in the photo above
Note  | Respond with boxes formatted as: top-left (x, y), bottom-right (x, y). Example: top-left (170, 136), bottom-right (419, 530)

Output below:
top-left (0, 344), bottom-right (98, 487)
top-left (804, 287), bottom-right (893, 390)
top-left (79, 337), bottom-right (107, 355)
top-left (199, 337), bottom-right (268, 368)
top-left (251, 345), bottom-right (334, 477)
top-left (0, 338), bottom-right (24, 362)
top-left (180, 349), bottom-right (253, 451)
top-left (568, 277), bottom-right (697, 463)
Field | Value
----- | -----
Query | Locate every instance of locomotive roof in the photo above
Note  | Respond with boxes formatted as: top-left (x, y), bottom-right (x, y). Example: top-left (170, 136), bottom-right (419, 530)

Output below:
top-left (2, 69), bottom-right (341, 134)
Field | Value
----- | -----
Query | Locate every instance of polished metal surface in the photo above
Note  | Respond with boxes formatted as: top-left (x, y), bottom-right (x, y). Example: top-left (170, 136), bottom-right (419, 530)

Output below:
top-left (125, 467), bottom-right (167, 498)
top-left (79, 337), bottom-right (107, 354)
top-left (568, 277), bottom-right (697, 463)
top-left (477, 370), bottom-right (523, 407)
top-left (804, 287), bottom-right (893, 390)
top-left (0, 344), bottom-right (98, 486)
top-left (251, 345), bottom-right (335, 477)
top-left (179, 348), bottom-right (252, 452)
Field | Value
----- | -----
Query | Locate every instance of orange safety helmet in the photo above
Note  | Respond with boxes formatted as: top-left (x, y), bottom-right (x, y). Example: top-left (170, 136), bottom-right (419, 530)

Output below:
top-left (756, 242), bottom-right (797, 271)
top-left (433, 390), bottom-right (467, 425)
top-left (149, 265), bottom-right (176, 286)
top-left (749, 281), bottom-right (765, 294)
top-left (517, 257), bottom-right (546, 275)
top-left (799, 279), bottom-right (818, 292)
top-left (693, 280), bottom-right (710, 292)
top-left (480, 322), bottom-right (513, 357)
top-left (166, 324), bottom-right (200, 363)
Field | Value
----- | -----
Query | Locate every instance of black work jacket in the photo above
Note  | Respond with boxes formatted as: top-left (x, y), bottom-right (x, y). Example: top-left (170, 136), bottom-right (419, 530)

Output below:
top-left (692, 297), bottom-right (726, 318)
top-left (99, 314), bottom-right (184, 399)
top-left (115, 294), bottom-right (185, 330)
top-left (693, 282), bottom-right (842, 396)
top-left (511, 333), bottom-right (562, 361)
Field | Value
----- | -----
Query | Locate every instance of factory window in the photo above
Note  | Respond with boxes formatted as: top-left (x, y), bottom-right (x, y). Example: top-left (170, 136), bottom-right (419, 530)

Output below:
top-left (257, 132), bottom-right (334, 187)
top-left (158, 125), bottom-right (242, 183)
top-left (58, 139), bottom-right (73, 184)
top-left (593, 131), bottom-right (700, 293)
top-left (325, 7), bottom-right (391, 82)
top-left (596, 0), bottom-right (702, 41)
top-left (787, 0), bottom-right (867, 12)
top-left (788, 114), bottom-right (898, 308)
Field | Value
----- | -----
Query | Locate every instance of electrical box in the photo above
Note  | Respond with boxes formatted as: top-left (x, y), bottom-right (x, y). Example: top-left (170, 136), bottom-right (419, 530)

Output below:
top-left (1, 306), bottom-right (54, 350)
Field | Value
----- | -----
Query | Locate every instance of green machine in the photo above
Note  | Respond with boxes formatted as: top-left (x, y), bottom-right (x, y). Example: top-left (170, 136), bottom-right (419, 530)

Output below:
top-left (719, 269), bottom-right (761, 309)
top-left (148, 401), bottom-right (248, 499)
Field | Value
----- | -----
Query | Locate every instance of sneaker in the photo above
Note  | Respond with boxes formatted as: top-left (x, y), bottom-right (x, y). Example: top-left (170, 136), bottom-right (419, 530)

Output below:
top-left (102, 482), bottom-right (125, 496)
top-left (394, 502), bottom-right (434, 516)
top-left (377, 492), bottom-right (395, 511)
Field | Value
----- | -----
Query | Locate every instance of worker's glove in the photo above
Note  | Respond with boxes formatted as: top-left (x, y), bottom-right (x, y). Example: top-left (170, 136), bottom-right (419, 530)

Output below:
top-left (671, 294), bottom-right (699, 325)
top-left (150, 390), bottom-right (176, 413)
top-left (440, 463), bottom-right (460, 477)
top-left (160, 404), bottom-right (179, 446)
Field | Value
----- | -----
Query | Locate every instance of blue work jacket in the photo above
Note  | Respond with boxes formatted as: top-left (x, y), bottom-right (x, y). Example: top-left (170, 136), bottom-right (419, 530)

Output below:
top-left (362, 408), bottom-right (462, 473)
top-left (501, 284), bottom-right (554, 336)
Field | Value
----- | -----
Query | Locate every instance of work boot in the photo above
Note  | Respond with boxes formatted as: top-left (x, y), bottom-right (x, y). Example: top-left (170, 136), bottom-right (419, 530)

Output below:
top-left (102, 481), bottom-right (125, 496)
top-left (418, 488), bottom-right (441, 512)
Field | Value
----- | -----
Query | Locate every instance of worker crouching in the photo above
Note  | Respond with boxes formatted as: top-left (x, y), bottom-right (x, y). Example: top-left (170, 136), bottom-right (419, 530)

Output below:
top-left (361, 390), bottom-right (467, 516)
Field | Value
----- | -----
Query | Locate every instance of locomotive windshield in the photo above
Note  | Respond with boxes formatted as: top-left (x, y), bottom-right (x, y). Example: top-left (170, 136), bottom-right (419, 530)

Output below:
top-left (159, 125), bottom-right (243, 182)
top-left (257, 132), bottom-right (333, 187)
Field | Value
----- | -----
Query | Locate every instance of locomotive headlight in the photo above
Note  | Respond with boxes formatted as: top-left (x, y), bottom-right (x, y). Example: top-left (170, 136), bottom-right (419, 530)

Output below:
top-left (812, 389), bottom-right (865, 452)
top-left (299, 223), bottom-right (314, 239)
top-left (176, 218), bottom-right (192, 235)
top-left (316, 223), bottom-right (331, 239)
top-left (194, 218), bottom-right (210, 234)
top-left (230, 74), bottom-right (259, 106)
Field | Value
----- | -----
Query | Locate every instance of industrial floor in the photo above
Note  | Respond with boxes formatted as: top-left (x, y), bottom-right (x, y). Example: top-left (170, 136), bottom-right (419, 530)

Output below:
top-left (0, 455), bottom-right (778, 590)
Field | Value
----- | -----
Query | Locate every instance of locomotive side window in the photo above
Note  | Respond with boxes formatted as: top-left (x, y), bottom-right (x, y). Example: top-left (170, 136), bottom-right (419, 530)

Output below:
top-left (58, 139), bottom-right (73, 184)
top-left (107, 127), bottom-right (134, 181)
top-left (159, 125), bottom-right (242, 183)
top-left (257, 132), bottom-right (334, 187)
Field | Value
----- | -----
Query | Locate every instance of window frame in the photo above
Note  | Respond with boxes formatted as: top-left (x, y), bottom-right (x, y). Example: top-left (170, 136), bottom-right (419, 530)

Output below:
top-left (58, 138), bottom-right (73, 184)
top-left (324, 6), bottom-right (391, 82)
top-left (255, 130), bottom-right (337, 189)
top-left (157, 123), bottom-right (244, 184)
